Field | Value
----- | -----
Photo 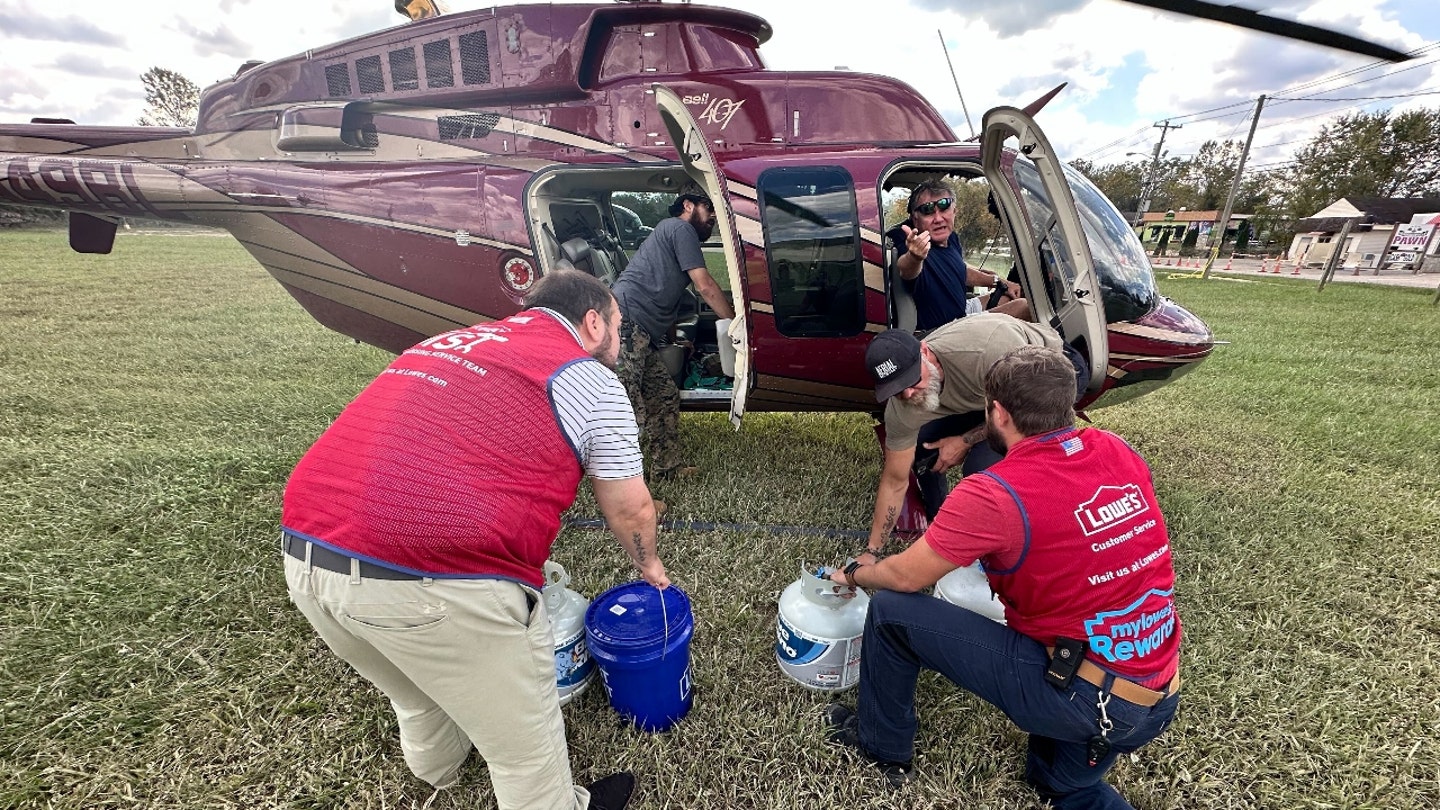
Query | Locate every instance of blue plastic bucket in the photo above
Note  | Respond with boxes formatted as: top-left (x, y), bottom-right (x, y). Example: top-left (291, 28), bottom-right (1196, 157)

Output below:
top-left (584, 582), bottom-right (694, 732)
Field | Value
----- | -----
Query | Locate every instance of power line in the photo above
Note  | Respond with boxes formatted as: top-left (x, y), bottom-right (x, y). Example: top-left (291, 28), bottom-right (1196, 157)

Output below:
top-left (1075, 125), bottom-right (1154, 162)
top-left (1271, 56), bottom-right (1440, 104)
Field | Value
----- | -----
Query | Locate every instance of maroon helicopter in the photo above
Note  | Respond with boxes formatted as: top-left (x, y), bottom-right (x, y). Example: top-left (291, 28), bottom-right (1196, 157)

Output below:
top-left (0, 1), bottom-right (1409, 429)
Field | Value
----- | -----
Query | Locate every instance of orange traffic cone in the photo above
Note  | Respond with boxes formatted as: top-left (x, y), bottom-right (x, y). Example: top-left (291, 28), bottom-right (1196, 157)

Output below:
top-left (1224, 257), bottom-right (1233, 271)
top-left (1291, 262), bottom-right (1302, 275)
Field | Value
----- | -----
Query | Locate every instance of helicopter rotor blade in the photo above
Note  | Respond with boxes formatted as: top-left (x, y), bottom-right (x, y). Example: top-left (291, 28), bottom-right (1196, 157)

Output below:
top-left (1118, 0), bottom-right (1411, 62)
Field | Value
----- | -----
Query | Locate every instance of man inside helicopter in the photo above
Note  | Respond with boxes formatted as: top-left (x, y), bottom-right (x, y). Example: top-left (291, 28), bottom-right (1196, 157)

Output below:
top-left (890, 179), bottom-right (1031, 330)
top-left (610, 181), bottom-right (736, 479)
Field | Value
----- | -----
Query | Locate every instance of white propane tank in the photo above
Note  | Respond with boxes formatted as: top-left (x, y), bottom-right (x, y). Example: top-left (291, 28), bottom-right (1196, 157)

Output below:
top-left (542, 560), bottom-right (595, 705)
top-left (934, 561), bottom-right (1006, 624)
top-left (775, 564), bottom-right (871, 691)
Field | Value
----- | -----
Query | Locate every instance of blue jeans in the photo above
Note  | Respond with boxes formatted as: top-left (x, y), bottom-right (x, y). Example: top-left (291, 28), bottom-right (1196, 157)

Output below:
top-left (856, 591), bottom-right (1180, 810)
top-left (915, 413), bottom-right (1003, 520)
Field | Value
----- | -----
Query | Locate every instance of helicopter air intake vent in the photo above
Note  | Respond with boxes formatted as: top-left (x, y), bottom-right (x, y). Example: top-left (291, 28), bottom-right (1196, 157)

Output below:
top-left (390, 47), bottom-right (420, 91)
top-left (325, 64), bottom-right (352, 98)
top-left (438, 112), bottom-right (501, 140)
top-left (424, 40), bottom-right (454, 88)
top-left (357, 55), bottom-right (386, 95)
top-left (459, 31), bottom-right (491, 85)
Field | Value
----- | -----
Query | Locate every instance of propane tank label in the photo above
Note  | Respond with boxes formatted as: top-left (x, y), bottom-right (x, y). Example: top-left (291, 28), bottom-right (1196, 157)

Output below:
top-left (555, 628), bottom-right (593, 689)
top-left (775, 613), bottom-right (862, 689)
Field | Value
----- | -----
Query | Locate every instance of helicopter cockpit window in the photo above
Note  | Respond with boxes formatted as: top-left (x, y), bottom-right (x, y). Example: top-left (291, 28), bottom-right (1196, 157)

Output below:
top-left (1061, 164), bottom-right (1158, 323)
top-left (759, 167), bottom-right (865, 338)
top-left (1013, 158), bottom-right (1079, 312)
top-left (1012, 159), bottom-right (1160, 323)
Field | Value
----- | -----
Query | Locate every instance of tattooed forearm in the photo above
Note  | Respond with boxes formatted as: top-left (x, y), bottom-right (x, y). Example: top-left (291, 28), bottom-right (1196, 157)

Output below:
top-left (881, 505), bottom-right (898, 539)
top-left (632, 531), bottom-right (647, 564)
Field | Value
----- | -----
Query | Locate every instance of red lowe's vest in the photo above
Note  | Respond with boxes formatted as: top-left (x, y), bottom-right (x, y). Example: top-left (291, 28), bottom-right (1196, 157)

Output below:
top-left (282, 311), bottom-right (590, 588)
top-left (981, 428), bottom-right (1180, 686)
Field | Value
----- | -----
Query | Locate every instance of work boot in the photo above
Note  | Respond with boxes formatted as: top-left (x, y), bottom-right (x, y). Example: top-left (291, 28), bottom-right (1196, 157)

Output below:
top-left (824, 703), bottom-right (917, 789)
top-left (585, 771), bottom-right (635, 810)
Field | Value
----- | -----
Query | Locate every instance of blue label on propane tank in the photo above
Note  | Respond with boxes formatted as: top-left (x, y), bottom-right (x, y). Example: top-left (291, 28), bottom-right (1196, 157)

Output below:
top-left (555, 630), bottom-right (593, 687)
top-left (776, 614), bottom-right (829, 664)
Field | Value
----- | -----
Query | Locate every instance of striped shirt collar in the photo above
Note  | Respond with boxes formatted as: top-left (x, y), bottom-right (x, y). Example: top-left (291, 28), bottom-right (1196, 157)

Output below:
top-left (529, 307), bottom-right (584, 347)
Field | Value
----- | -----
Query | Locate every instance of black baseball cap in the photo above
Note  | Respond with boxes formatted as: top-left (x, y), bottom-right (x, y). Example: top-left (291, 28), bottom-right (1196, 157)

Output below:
top-left (866, 329), bottom-right (923, 402)
top-left (676, 180), bottom-right (711, 206)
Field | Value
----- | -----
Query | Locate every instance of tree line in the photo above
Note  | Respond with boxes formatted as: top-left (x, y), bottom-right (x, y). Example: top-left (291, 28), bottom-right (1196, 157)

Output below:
top-left (1070, 106), bottom-right (1440, 250)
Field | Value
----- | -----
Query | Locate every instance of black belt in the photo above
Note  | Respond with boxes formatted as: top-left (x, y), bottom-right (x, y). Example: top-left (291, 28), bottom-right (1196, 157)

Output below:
top-left (283, 533), bottom-right (422, 581)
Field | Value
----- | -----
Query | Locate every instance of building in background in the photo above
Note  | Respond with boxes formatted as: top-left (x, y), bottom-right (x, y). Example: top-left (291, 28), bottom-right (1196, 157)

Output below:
top-left (1288, 197), bottom-right (1440, 272)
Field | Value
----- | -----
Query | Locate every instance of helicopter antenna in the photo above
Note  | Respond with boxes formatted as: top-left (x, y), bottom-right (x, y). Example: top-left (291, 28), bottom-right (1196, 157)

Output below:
top-left (937, 29), bottom-right (976, 139)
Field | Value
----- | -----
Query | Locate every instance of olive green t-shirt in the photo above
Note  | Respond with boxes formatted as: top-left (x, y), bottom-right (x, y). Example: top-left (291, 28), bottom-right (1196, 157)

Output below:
top-left (883, 314), bottom-right (1062, 451)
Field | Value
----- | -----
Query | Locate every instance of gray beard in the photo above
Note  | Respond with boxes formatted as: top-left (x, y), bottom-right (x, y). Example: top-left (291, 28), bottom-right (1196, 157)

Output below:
top-left (896, 357), bottom-right (941, 413)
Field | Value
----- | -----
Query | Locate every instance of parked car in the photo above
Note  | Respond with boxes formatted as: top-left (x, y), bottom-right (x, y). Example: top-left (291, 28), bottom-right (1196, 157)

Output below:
top-left (613, 204), bottom-right (653, 250)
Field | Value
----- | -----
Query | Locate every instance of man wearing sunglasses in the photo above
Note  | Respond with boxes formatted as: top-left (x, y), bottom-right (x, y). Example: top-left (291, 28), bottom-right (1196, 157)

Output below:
top-left (892, 180), bottom-right (1028, 330)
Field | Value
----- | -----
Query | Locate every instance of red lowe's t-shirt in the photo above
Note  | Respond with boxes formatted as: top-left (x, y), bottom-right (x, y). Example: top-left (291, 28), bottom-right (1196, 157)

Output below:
top-left (927, 427), bottom-right (1180, 687)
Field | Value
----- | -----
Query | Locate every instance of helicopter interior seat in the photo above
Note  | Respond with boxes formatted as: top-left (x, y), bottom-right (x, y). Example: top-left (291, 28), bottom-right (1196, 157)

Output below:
top-left (560, 237), bottom-right (619, 286)
top-left (889, 251), bottom-right (918, 333)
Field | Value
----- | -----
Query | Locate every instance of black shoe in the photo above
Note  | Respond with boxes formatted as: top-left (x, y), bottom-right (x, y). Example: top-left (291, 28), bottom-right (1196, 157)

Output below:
top-left (585, 771), bottom-right (635, 810)
top-left (823, 703), bottom-right (917, 789)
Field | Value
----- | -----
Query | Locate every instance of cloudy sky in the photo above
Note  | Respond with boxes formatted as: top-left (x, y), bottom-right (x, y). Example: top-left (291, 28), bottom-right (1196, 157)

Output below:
top-left (1, 0), bottom-right (1435, 169)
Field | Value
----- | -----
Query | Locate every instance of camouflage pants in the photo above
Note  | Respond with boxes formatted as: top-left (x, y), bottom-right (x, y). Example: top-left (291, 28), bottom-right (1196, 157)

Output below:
top-left (616, 318), bottom-right (682, 477)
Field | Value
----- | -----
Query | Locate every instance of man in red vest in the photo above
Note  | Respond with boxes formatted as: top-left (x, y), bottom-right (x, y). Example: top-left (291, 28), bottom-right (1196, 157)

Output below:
top-left (827, 346), bottom-right (1181, 808)
top-left (282, 270), bottom-right (666, 810)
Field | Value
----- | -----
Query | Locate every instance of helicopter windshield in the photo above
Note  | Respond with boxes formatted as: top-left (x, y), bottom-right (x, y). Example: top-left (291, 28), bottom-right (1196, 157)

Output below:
top-left (1012, 158), bottom-right (1159, 323)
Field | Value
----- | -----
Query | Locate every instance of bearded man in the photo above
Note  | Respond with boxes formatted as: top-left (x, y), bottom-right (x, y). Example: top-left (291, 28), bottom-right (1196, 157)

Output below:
top-left (610, 181), bottom-right (735, 479)
top-left (859, 314), bottom-right (1075, 558)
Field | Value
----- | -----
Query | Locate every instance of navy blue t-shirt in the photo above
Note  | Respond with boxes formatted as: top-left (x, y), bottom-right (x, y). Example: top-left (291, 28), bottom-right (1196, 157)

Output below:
top-left (611, 217), bottom-right (706, 342)
top-left (889, 227), bottom-right (972, 330)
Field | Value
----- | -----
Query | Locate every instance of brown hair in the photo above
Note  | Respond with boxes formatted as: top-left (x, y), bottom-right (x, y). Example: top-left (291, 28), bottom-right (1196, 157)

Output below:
top-left (523, 269), bottom-right (615, 327)
top-left (985, 346), bottom-right (1076, 436)
top-left (907, 178), bottom-right (955, 214)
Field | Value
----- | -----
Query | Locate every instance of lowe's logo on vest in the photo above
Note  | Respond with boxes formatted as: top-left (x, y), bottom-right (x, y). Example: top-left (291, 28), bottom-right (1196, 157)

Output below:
top-left (1074, 484), bottom-right (1150, 537)
top-left (1084, 589), bottom-right (1176, 664)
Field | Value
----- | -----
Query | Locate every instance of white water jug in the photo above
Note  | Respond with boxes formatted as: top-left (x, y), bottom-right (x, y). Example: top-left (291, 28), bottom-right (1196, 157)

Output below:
top-left (775, 564), bottom-right (870, 691)
top-left (715, 318), bottom-right (737, 377)
top-left (543, 560), bottom-right (595, 705)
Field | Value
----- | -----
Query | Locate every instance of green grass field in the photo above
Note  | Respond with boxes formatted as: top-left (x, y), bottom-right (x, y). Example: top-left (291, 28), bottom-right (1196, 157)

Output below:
top-left (2, 229), bottom-right (1437, 809)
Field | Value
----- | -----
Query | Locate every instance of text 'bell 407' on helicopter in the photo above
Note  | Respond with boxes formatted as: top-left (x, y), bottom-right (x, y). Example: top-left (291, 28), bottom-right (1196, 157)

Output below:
top-left (17, 0), bottom-right (1364, 429)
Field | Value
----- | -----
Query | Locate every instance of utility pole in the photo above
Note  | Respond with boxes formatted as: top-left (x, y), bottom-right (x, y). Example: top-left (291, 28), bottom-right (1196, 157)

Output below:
top-left (1203, 94), bottom-right (1266, 279)
top-left (937, 30), bottom-right (976, 139)
top-left (1134, 120), bottom-right (1183, 229)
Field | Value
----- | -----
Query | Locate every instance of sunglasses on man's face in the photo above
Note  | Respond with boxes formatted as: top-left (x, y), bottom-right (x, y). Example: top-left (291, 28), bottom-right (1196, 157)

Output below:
top-left (912, 197), bottom-right (954, 216)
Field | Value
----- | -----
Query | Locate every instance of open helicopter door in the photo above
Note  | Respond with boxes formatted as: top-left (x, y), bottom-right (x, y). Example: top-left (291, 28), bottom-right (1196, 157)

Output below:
top-left (981, 107), bottom-right (1108, 393)
top-left (654, 84), bottom-right (750, 428)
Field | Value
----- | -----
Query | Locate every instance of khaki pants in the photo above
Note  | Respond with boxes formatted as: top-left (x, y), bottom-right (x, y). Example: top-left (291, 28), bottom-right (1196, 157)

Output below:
top-left (284, 548), bottom-right (589, 810)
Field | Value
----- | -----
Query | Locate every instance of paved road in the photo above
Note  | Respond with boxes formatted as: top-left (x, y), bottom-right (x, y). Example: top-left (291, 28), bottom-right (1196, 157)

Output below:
top-left (1151, 256), bottom-right (1440, 290)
